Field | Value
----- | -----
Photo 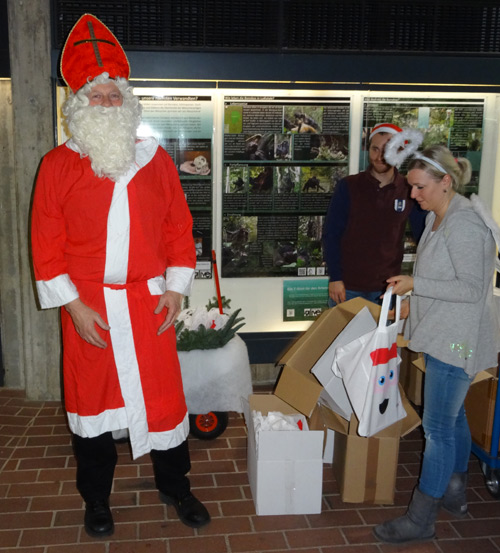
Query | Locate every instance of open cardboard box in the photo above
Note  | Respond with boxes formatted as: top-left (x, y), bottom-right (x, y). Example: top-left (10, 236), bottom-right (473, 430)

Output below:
top-left (245, 394), bottom-right (324, 515)
top-left (311, 392), bottom-right (420, 504)
top-left (274, 297), bottom-right (421, 504)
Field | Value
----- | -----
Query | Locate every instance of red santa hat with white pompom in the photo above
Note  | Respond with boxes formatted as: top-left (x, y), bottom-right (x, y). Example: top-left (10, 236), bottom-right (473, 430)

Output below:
top-left (368, 123), bottom-right (403, 141)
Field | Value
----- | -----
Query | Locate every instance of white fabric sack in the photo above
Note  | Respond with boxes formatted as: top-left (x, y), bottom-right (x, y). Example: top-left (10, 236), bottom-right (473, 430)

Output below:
top-left (178, 335), bottom-right (252, 414)
top-left (332, 288), bottom-right (407, 437)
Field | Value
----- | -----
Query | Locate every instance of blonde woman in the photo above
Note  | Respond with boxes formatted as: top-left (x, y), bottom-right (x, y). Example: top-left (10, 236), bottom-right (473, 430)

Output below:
top-left (374, 145), bottom-right (500, 544)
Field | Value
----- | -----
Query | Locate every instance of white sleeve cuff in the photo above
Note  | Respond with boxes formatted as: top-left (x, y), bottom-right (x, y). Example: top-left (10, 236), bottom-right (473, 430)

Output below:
top-left (36, 274), bottom-right (79, 309)
top-left (166, 267), bottom-right (195, 296)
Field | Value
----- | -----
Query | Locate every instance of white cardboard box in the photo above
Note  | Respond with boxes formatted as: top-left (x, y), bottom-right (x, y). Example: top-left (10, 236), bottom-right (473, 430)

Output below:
top-left (246, 394), bottom-right (324, 515)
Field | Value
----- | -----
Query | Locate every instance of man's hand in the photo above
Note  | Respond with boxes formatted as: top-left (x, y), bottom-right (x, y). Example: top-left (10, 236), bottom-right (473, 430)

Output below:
top-left (64, 298), bottom-right (109, 349)
top-left (154, 290), bottom-right (183, 335)
top-left (386, 275), bottom-right (414, 296)
top-left (329, 280), bottom-right (346, 304)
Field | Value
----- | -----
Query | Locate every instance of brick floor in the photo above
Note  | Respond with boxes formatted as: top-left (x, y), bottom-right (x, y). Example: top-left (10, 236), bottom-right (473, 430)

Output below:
top-left (1, 387), bottom-right (500, 552)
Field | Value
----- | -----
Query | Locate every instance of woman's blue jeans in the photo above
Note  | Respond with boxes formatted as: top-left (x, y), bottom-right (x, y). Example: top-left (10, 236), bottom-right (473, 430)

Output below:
top-left (419, 354), bottom-right (473, 498)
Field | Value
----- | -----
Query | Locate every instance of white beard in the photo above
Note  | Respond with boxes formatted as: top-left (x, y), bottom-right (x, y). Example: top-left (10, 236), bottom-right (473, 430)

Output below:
top-left (68, 102), bottom-right (141, 182)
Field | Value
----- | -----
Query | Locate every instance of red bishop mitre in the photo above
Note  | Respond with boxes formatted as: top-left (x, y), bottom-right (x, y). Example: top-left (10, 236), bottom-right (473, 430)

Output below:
top-left (60, 13), bottom-right (130, 93)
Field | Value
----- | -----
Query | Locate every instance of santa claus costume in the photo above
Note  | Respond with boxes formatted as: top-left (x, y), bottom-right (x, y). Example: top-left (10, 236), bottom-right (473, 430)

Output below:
top-left (32, 136), bottom-right (195, 459)
top-left (31, 14), bottom-right (210, 535)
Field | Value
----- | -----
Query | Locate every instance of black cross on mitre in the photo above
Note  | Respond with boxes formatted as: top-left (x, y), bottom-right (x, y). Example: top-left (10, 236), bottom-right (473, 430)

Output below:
top-left (73, 20), bottom-right (116, 67)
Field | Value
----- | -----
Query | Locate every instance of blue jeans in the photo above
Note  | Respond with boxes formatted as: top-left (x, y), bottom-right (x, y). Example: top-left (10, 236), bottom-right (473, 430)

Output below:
top-left (419, 354), bottom-right (473, 498)
top-left (328, 289), bottom-right (383, 308)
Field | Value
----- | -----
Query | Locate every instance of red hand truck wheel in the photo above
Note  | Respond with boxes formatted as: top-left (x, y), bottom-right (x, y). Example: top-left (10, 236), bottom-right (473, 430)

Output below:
top-left (189, 411), bottom-right (229, 440)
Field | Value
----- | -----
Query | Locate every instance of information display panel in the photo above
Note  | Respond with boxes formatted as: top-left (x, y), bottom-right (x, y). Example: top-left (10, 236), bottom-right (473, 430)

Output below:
top-left (222, 96), bottom-right (351, 278)
top-left (361, 97), bottom-right (485, 195)
top-left (137, 94), bottom-right (215, 279)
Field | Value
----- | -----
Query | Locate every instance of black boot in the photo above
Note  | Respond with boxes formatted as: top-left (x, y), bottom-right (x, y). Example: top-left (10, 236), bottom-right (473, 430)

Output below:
top-left (160, 491), bottom-right (211, 528)
top-left (73, 433), bottom-right (117, 538)
top-left (443, 472), bottom-right (468, 518)
top-left (151, 441), bottom-right (210, 528)
top-left (84, 499), bottom-right (114, 537)
top-left (373, 487), bottom-right (442, 544)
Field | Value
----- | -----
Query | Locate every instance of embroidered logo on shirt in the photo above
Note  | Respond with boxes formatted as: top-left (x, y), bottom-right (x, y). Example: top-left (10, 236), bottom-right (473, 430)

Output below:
top-left (394, 199), bottom-right (406, 212)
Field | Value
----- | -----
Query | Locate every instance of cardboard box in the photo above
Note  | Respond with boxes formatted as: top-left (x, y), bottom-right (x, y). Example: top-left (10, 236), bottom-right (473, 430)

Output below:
top-left (316, 396), bottom-right (420, 504)
top-left (245, 394), bottom-right (324, 515)
top-left (274, 297), bottom-right (421, 504)
top-left (399, 348), bottom-right (424, 406)
top-left (465, 368), bottom-right (499, 454)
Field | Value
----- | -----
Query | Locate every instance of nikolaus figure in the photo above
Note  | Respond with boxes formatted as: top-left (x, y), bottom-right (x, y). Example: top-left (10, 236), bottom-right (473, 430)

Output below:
top-left (31, 14), bottom-right (210, 537)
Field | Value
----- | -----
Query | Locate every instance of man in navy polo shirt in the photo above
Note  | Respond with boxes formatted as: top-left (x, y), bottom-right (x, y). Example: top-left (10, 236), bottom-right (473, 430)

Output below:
top-left (323, 123), bottom-right (425, 306)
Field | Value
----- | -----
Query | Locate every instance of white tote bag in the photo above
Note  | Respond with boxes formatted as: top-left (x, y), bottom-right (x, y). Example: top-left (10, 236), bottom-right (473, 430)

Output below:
top-left (332, 288), bottom-right (407, 437)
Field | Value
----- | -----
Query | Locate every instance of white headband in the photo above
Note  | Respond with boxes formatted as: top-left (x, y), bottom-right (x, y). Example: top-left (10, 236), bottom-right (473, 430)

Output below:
top-left (412, 152), bottom-right (448, 174)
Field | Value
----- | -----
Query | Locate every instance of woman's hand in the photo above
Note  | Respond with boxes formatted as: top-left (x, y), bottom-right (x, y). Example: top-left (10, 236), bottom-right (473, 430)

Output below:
top-left (386, 275), bottom-right (414, 296)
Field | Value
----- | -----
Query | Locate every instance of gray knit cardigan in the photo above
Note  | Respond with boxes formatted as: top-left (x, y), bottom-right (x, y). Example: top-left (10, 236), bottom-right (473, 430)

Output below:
top-left (406, 193), bottom-right (500, 377)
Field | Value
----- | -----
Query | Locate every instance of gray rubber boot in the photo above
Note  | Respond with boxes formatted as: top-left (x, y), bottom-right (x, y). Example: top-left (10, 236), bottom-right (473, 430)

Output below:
top-left (373, 487), bottom-right (442, 544)
top-left (442, 472), bottom-right (468, 518)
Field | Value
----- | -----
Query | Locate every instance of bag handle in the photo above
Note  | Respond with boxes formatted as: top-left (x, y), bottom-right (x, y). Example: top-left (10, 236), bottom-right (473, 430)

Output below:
top-left (378, 286), bottom-right (401, 329)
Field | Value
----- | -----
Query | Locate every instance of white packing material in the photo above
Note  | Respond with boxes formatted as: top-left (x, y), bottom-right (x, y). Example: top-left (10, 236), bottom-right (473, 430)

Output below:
top-left (178, 334), bottom-right (253, 414)
top-left (252, 409), bottom-right (307, 454)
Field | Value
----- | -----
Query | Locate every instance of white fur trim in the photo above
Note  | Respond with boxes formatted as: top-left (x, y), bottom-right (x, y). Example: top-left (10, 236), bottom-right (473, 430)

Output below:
top-left (148, 275), bottom-right (167, 295)
top-left (67, 407), bottom-right (129, 438)
top-left (104, 178), bottom-right (131, 284)
top-left (103, 138), bottom-right (159, 284)
top-left (147, 413), bottom-right (190, 454)
top-left (102, 286), bottom-right (190, 458)
top-left (135, 137), bottom-right (158, 168)
top-left (67, 408), bottom-right (189, 459)
top-left (383, 128), bottom-right (424, 168)
top-left (36, 274), bottom-right (79, 309)
top-left (166, 267), bottom-right (195, 296)
top-left (104, 287), bottom-right (150, 459)
top-left (369, 123), bottom-right (402, 140)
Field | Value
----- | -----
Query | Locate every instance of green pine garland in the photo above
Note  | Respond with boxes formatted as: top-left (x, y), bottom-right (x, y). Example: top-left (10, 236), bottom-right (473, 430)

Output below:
top-left (206, 296), bottom-right (232, 310)
top-left (175, 298), bottom-right (245, 351)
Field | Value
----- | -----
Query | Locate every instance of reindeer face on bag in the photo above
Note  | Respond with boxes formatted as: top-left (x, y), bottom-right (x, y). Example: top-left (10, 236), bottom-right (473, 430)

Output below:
top-left (370, 342), bottom-right (401, 420)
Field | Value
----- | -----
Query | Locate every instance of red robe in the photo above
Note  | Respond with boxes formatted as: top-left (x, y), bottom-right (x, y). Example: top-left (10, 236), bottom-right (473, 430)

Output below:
top-left (31, 138), bottom-right (196, 458)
